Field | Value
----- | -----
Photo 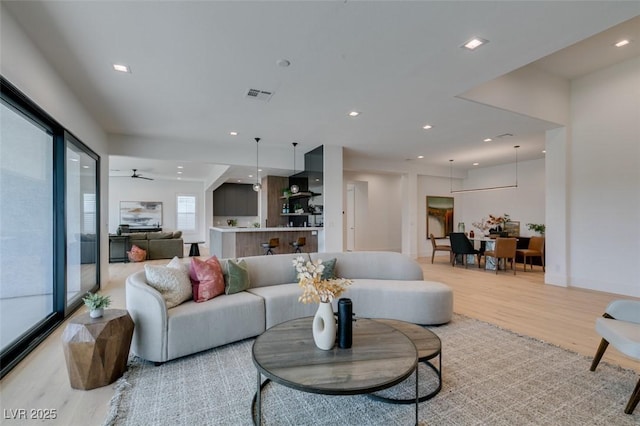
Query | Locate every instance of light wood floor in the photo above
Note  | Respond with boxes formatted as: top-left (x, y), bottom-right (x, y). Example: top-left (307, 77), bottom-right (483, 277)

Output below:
top-left (1, 251), bottom-right (638, 426)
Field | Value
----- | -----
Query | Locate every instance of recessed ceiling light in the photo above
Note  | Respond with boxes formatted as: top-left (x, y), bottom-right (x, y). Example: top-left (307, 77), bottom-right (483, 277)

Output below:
top-left (177, 171), bottom-right (183, 174)
top-left (315, 178), bottom-right (320, 182)
top-left (70, 158), bottom-right (79, 162)
top-left (614, 39), bottom-right (630, 48)
top-left (82, 165), bottom-right (89, 169)
top-left (422, 124), bottom-right (433, 130)
top-left (237, 179), bottom-right (242, 182)
top-left (417, 155), bottom-right (424, 159)
top-left (462, 37), bottom-right (488, 51)
top-left (249, 174), bottom-right (254, 178)
top-left (542, 150), bottom-right (546, 154)
top-left (112, 64), bottom-right (130, 73)
top-left (229, 131), bottom-right (238, 136)
top-left (473, 162), bottom-right (479, 166)
top-left (348, 111), bottom-right (360, 117)
top-left (177, 165), bottom-right (184, 169)
top-left (483, 138), bottom-right (492, 142)
top-left (258, 168), bottom-right (263, 172)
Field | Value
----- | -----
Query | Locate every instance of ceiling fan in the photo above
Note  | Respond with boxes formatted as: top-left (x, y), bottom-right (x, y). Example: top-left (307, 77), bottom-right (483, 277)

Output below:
top-left (131, 169), bottom-right (153, 180)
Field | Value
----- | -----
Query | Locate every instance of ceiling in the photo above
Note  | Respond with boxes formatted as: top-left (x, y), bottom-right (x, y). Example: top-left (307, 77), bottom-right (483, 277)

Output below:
top-left (4, 2), bottom-right (639, 182)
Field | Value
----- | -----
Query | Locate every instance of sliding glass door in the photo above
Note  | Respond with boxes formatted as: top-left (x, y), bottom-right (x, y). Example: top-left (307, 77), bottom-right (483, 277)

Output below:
top-left (65, 135), bottom-right (99, 308)
top-left (0, 99), bottom-right (54, 352)
top-left (1, 78), bottom-right (100, 377)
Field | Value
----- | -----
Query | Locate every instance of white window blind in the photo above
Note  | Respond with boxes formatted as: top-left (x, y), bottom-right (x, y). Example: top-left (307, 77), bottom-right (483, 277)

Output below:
top-left (176, 195), bottom-right (196, 231)
top-left (83, 193), bottom-right (96, 233)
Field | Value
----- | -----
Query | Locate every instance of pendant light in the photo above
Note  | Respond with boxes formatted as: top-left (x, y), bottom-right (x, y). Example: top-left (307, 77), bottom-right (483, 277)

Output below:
top-left (450, 145), bottom-right (520, 194)
top-left (252, 137), bottom-right (262, 192)
top-left (290, 142), bottom-right (300, 194)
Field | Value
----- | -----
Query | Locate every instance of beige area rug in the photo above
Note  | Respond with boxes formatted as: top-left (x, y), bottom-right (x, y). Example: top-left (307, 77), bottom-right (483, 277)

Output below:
top-left (103, 315), bottom-right (639, 425)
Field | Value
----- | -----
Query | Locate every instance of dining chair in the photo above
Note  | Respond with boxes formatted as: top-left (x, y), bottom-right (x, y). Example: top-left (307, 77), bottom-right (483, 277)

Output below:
top-left (590, 299), bottom-right (640, 414)
top-left (484, 237), bottom-right (517, 274)
top-left (515, 236), bottom-right (545, 272)
top-left (429, 233), bottom-right (452, 264)
top-left (449, 232), bottom-right (483, 268)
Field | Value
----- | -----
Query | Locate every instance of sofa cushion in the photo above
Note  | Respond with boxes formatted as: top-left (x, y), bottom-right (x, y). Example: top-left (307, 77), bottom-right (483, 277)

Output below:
top-left (242, 253), bottom-right (309, 288)
top-left (127, 233), bottom-right (147, 240)
top-left (190, 256), bottom-right (225, 302)
top-left (310, 252), bottom-right (424, 281)
top-left (148, 231), bottom-right (175, 240)
top-left (173, 230), bottom-right (182, 238)
top-left (167, 292), bottom-right (265, 360)
top-left (247, 284), bottom-right (319, 328)
top-left (343, 279), bottom-right (453, 324)
top-left (225, 259), bottom-right (250, 294)
top-left (144, 259), bottom-right (192, 308)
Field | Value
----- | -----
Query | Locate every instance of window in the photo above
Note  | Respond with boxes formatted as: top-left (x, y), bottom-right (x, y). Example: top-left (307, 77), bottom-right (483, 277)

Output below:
top-left (83, 193), bottom-right (96, 233)
top-left (176, 194), bottom-right (197, 231)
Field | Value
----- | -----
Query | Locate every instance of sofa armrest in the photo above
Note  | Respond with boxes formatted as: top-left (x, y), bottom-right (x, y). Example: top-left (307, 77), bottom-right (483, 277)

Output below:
top-left (126, 270), bottom-right (170, 362)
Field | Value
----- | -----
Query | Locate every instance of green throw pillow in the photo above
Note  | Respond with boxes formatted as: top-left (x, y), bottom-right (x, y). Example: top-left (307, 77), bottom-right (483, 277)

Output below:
top-left (226, 259), bottom-right (250, 294)
top-left (320, 258), bottom-right (337, 280)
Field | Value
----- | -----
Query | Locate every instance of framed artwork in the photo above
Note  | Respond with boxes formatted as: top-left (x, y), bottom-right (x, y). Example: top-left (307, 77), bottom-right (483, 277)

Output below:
top-left (504, 221), bottom-right (520, 237)
top-left (119, 201), bottom-right (163, 227)
top-left (426, 196), bottom-right (454, 238)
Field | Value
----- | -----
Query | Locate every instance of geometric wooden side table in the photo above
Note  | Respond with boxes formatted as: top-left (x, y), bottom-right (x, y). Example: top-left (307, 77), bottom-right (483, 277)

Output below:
top-left (62, 309), bottom-right (134, 390)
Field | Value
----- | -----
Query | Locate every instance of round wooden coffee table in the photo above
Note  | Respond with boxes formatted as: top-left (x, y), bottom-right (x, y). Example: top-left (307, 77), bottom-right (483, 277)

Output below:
top-left (371, 319), bottom-right (442, 404)
top-left (252, 317), bottom-right (419, 425)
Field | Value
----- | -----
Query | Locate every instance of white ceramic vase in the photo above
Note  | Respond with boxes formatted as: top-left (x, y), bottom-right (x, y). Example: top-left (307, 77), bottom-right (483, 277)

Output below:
top-left (90, 308), bottom-right (104, 318)
top-left (312, 301), bottom-right (336, 350)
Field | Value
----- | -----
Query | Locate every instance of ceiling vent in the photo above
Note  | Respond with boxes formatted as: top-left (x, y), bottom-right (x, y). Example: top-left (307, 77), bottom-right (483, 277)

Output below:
top-left (245, 88), bottom-right (274, 102)
top-left (496, 133), bottom-right (514, 138)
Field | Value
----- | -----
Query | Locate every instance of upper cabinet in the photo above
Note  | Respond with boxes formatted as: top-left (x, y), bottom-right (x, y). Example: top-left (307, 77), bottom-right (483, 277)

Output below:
top-left (213, 183), bottom-right (258, 216)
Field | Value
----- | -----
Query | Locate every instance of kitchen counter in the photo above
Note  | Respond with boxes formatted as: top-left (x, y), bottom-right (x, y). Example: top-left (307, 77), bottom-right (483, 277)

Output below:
top-left (211, 226), bottom-right (323, 233)
top-left (210, 227), bottom-right (322, 258)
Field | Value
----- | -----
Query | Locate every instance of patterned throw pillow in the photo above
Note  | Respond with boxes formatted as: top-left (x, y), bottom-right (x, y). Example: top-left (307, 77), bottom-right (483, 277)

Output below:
top-left (225, 259), bottom-right (250, 295)
top-left (189, 256), bottom-right (225, 302)
top-left (144, 257), bottom-right (192, 308)
top-left (320, 258), bottom-right (337, 280)
top-left (127, 244), bottom-right (147, 262)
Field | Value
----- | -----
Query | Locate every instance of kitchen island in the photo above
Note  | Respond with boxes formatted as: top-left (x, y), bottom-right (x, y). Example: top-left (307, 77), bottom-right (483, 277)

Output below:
top-left (210, 226), bottom-right (322, 258)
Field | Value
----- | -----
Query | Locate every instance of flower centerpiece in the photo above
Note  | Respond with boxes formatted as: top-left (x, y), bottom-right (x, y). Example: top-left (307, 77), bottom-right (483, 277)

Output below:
top-left (472, 218), bottom-right (491, 234)
top-left (293, 257), bottom-right (351, 304)
top-left (487, 213), bottom-right (510, 233)
top-left (293, 256), bottom-right (352, 350)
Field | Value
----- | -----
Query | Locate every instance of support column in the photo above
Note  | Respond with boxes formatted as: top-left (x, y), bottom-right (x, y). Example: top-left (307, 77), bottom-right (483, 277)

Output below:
top-left (401, 172), bottom-right (419, 259)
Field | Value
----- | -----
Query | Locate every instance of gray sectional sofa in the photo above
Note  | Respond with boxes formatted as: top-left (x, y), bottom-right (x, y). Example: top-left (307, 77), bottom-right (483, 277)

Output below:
top-left (125, 251), bottom-right (453, 363)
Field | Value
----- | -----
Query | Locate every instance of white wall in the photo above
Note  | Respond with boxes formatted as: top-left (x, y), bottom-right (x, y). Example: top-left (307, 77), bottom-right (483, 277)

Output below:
top-left (567, 56), bottom-right (640, 297)
top-left (1, 6), bottom-right (110, 281)
top-left (109, 177), bottom-right (206, 244)
top-left (344, 171), bottom-right (403, 252)
top-left (457, 159), bottom-right (546, 238)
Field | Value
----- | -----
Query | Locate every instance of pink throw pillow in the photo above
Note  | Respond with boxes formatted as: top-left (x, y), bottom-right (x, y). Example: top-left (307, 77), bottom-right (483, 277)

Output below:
top-left (189, 256), bottom-right (225, 302)
top-left (127, 245), bottom-right (147, 262)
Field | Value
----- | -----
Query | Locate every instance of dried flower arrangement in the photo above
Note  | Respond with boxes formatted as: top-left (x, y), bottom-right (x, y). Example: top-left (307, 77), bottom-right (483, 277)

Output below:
top-left (293, 256), bottom-right (352, 304)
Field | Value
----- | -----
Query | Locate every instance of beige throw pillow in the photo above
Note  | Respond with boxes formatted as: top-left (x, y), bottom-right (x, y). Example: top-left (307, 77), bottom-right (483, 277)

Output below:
top-left (144, 257), bottom-right (192, 308)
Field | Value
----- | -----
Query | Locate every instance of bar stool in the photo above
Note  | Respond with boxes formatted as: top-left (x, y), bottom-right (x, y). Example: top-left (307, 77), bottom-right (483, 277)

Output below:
top-left (261, 238), bottom-right (279, 255)
top-left (291, 237), bottom-right (306, 253)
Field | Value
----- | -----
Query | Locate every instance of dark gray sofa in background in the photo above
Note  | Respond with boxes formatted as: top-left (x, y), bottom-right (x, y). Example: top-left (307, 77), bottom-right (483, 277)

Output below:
top-left (110, 231), bottom-right (184, 262)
